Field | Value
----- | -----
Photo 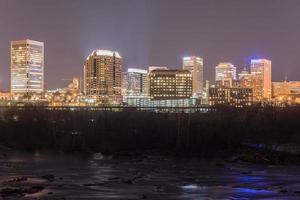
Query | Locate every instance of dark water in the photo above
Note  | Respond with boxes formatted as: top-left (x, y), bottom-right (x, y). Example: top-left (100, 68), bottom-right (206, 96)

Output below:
top-left (0, 151), bottom-right (300, 199)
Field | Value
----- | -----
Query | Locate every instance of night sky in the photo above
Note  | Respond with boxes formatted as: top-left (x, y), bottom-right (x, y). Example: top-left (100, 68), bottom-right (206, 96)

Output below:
top-left (0, 0), bottom-right (300, 90)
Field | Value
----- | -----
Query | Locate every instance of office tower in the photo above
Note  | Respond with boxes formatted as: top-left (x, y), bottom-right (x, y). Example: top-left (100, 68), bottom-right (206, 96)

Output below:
top-left (122, 68), bottom-right (148, 96)
top-left (183, 56), bottom-right (204, 94)
top-left (215, 62), bottom-right (236, 87)
top-left (238, 68), bottom-right (252, 88)
top-left (84, 49), bottom-right (122, 103)
top-left (209, 87), bottom-right (253, 107)
top-left (11, 39), bottom-right (44, 94)
top-left (146, 66), bottom-right (169, 95)
top-left (250, 59), bottom-right (272, 101)
top-left (149, 69), bottom-right (192, 100)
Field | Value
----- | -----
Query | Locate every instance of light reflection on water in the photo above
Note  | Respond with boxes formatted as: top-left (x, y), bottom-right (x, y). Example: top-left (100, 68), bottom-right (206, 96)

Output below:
top-left (0, 151), bottom-right (299, 199)
top-left (180, 184), bottom-right (275, 199)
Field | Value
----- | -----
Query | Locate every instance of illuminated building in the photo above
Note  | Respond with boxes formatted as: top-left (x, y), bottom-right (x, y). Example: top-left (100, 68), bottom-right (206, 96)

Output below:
top-left (84, 50), bottom-right (122, 104)
top-left (209, 87), bottom-right (253, 107)
top-left (272, 81), bottom-right (300, 104)
top-left (149, 69), bottom-right (192, 100)
top-left (273, 81), bottom-right (300, 96)
top-left (122, 68), bottom-right (148, 96)
top-left (200, 80), bottom-right (210, 105)
top-left (11, 39), bottom-right (44, 94)
top-left (250, 59), bottom-right (272, 101)
top-left (183, 56), bottom-right (203, 95)
top-left (68, 77), bottom-right (81, 94)
top-left (148, 66), bottom-right (168, 72)
top-left (205, 80), bottom-right (210, 92)
top-left (0, 92), bottom-right (13, 101)
top-left (215, 63), bottom-right (236, 87)
top-left (238, 69), bottom-right (252, 88)
top-left (238, 68), bottom-right (250, 80)
top-left (45, 88), bottom-right (86, 107)
top-left (236, 59), bottom-right (272, 102)
top-left (123, 96), bottom-right (198, 107)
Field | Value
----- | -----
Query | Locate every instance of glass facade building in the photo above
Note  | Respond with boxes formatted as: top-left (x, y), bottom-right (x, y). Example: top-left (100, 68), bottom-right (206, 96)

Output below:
top-left (215, 63), bottom-right (236, 87)
top-left (11, 39), bottom-right (44, 94)
top-left (122, 68), bottom-right (148, 96)
top-left (183, 56), bottom-right (204, 95)
top-left (250, 59), bottom-right (272, 101)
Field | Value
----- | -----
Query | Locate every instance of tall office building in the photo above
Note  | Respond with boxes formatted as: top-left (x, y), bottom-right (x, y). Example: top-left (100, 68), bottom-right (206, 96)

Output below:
top-left (183, 56), bottom-right (203, 95)
top-left (84, 49), bottom-right (122, 103)
top-left (250, 59), bottom-right (272, 101)
top-left (122, 68), bottom-right (148, 96)
top-left (238, 68), bottom-right (252, 88)
top-left (215, 62), bottom-right (236, 87)
top-left (11, 39), bottom-right (44, 94)
top-left (149, 69), bottom-right (192, 100)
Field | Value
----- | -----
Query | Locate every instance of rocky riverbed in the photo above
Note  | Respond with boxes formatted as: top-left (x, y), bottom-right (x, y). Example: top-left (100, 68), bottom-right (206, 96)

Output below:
top-left (0, 150), bottom-right (300, 199)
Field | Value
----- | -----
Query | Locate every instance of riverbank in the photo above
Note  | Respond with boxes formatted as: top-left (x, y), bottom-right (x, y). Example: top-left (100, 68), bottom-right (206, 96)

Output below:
top-left (1, 106), bottom-right (300, 155)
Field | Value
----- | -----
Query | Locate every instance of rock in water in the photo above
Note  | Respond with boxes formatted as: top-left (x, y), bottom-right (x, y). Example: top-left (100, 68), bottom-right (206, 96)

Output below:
top-left (93, 152), bottom-right (104, 160)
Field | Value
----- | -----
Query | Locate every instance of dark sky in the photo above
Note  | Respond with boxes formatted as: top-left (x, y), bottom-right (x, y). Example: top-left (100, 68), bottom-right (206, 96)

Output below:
top-left (0, 0), bottom-right (300, 90)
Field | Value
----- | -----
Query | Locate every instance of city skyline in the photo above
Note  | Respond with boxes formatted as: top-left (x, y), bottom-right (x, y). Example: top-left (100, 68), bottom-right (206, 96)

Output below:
top-left (3, 37), bottom-right (279, 93)
top-left (1, 0), bottom-right (300, 90)
top-left (1, 2), bottom-right (300, 199)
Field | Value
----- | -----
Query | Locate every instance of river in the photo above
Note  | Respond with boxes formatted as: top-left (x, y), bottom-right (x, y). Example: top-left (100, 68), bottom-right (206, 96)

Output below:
top-left (0, 151), bottom-right (300, 199)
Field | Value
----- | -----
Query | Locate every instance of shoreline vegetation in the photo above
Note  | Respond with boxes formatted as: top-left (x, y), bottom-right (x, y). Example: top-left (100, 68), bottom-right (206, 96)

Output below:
top-left (0, 105), bottom-right (300, 165)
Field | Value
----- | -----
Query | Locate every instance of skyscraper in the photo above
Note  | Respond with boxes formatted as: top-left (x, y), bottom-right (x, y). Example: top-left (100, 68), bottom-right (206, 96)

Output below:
top-left (183, 56), bottom-right (203, 95)
top-left (84, 49), bottom-right (122, 104)
top-left (11, 39), bottom-right (44, 94)
top-left (250, 59), bottom-right (272, 101)
top-left (122, 68), bottom-right (148, 96)
top-left (215, 62), bottom-right (236, 87)
top-left (238, 68), bottom-right (252, 88)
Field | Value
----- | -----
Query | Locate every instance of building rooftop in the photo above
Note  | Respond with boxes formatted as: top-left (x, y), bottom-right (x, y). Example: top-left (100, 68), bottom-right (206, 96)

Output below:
top-left (150, 69), bottom-right (191, 74)
top-left (127, 68), bottom-right (147, 74)
top-left (86, 49), bottom-right (121, 60)
top-left (216, 63), bottom-right (235, 68)
top-left (251, 59), bottom-right (271, 64)
top-left (11, 39), bottom-right (44, 46)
